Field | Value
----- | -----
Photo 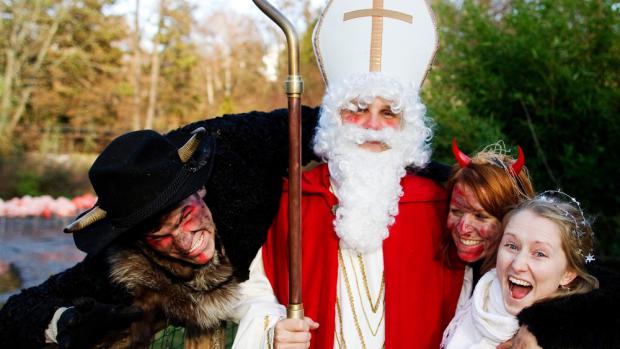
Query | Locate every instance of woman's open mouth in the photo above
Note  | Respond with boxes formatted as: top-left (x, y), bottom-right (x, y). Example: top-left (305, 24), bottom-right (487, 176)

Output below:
top-left (508, 276), bottom-right (533, 300)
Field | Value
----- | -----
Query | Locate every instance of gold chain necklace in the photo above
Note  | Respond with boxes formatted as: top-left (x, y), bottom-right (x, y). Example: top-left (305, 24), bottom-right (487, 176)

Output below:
top-left (338, 249), bottom-right (368, 349)
top-left (350, 254), bottom-right (385, 336)
top-left (356, 253), bottom-right (385, 313)
top-left (335, 298), bottom-right (348, 349)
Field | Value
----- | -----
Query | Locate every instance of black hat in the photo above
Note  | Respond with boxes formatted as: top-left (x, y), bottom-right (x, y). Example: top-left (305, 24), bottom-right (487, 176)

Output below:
top-left (64, 127), bottom-right (215, 255)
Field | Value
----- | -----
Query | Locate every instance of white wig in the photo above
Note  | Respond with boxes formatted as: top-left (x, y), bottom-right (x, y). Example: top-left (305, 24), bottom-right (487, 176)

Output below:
top-left (310, 73), bottom-right (435, 252)
top-left (313, 72), bottom-right (434, 168)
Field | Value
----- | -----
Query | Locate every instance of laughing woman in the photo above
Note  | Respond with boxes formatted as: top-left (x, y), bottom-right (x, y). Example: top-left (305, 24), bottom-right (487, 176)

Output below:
top-left (441, 191), bottom-right (599, 348)
top-left (441, 141), bottom-right (534, 302)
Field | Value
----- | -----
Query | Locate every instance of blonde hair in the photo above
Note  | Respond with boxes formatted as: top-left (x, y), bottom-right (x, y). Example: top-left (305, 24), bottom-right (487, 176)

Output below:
top-left (440, 143), bottom-right (535, 272)
top-left (503, 195), bottom-right (599, 296)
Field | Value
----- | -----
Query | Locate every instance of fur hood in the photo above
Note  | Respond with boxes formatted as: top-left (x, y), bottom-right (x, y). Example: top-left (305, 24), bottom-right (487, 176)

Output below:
top-left (104, 243), bottom-right (239, 347)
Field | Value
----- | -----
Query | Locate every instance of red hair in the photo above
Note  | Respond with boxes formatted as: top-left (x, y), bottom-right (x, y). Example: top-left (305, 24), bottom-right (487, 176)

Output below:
top-left (440, 150), bottom-right (534, 272)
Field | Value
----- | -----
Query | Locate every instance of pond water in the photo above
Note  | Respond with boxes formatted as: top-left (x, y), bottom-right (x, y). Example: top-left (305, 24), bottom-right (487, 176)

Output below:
top-left (0, 217), bottom-right (85, 303)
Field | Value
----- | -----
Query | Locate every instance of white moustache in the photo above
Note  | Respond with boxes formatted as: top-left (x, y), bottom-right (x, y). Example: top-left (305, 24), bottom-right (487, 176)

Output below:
top-left (340, 124), bottom-right (398, 147)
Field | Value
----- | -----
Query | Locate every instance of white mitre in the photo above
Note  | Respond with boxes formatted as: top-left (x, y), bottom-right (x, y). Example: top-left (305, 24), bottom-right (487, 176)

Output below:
top-left (313, 0), bottom-right (438, 88)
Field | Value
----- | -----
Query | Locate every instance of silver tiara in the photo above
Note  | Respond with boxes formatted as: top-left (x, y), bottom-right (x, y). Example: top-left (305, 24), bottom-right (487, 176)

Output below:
top-left (535, 190), bottom-right (595, 264)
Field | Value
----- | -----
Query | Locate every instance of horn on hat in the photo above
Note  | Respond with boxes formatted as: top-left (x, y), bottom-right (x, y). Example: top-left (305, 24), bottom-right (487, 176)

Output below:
top-left (177, 127), bottom-right (206, 163)
top-left (64, 207), bottom-right (107, 233)
top-left (452, 138), bottom-right (471, 168)
top-left (510, 146), bottom-right (525, 175)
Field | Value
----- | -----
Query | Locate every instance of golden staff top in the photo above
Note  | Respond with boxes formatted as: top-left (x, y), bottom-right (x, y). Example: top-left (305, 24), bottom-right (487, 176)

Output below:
top-left (252, 0), bottom-right (305, 320)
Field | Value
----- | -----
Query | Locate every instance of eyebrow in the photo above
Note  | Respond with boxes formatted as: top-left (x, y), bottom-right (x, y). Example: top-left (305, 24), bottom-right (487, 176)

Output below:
top-left (503, 232), bottom-right (517, 239)
top-left (147, 205), bottom-right (189, 237)
top-left (502, 233), bottom-right (554, 248)
top-left (176, 205), bottom-right (194, 225)
top-left (450, 196), bottom-right (476, 211)
top-left (531, 241), bottom-right (553, 249)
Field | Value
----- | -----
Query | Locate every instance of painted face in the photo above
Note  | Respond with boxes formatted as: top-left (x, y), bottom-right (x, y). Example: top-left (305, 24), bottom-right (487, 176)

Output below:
top-left (143, 188), bottom-right (216, 265)
top-left (447, 183), bottom-right (502, 263)
top-left (340, 97), bottom-right (402, 152)
top-left (496, 209), bottom-right (576, 315)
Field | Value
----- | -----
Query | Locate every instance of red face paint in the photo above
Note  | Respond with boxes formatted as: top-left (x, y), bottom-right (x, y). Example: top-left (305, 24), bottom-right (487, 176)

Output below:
top-left (340, 98), bottom-right (402, 152)
top-left (447, 183), bottom-right (502, 263)
top-left (144, 235), bottom-right (173, 250)
top-left (143, 188), bottom-right (216, 265)
top-left (181, 204), bottom-right (199, 231)
top-left (341, 112), bottom-right (363, 124)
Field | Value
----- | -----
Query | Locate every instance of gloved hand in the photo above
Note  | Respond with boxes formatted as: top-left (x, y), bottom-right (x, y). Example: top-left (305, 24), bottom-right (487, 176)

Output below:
top-left (56, 297), bottom-right (143, 349)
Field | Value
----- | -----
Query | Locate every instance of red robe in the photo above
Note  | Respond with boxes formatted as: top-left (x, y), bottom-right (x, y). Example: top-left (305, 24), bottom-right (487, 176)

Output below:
top-left (262, 164), bottom-right (464, 348)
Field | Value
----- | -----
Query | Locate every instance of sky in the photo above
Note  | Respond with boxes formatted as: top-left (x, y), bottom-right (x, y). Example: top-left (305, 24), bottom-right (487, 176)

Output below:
top-left (105, 0), bottom-right (325, 79)
top-left (106, 0), bottom-right (325, 36)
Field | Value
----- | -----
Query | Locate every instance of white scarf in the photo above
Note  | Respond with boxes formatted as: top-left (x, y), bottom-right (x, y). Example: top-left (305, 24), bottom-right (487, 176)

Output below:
top-left (441, 269), bottom-right (519, 349)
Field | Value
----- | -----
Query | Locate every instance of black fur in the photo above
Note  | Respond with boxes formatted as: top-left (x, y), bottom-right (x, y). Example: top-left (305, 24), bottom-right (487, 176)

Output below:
top-left (518, 261), bottom-right (620, 348)
top-left (0, 255), bottom-right (133, 348)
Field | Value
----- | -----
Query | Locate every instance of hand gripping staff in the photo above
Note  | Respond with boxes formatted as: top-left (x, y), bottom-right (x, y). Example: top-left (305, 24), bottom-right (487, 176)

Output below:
top-left (252, 0), bottom-right (304, 320)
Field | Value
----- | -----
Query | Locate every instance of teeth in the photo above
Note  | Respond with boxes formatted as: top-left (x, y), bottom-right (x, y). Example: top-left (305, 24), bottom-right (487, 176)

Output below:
top-left (190, 233), bottom-right (204, 253)
top-left (509, 276), bottom-right (532, 287)
top-left (460, 238), bottom-right (482, 246)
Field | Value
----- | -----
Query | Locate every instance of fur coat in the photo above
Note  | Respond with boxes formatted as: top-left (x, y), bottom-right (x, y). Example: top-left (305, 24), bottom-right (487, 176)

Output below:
top-left (0, 241), bottom-right (239, 349)
top-left (93, 244), bottom-right (239, 348)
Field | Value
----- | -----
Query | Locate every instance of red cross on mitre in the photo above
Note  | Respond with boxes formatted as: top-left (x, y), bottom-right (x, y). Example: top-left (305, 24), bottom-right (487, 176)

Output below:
top-left (313, 0), bottom-right (438, 88)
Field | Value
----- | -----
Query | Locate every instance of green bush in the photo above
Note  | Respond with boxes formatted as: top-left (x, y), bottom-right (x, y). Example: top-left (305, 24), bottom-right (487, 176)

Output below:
top-left (0, 152), bottom-right (94, 199)
top-left (14, 171), bottom-right (43, 197)
top-left (429, 0), bottom-right (620, 258)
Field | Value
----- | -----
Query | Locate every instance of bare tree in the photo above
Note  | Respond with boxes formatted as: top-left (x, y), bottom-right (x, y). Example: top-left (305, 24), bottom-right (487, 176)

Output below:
top-left (205, 64), bottom-right (215, 105)
top-left (131, 0), bottom-right (142, 130)
top-left (145, 0), bottom-right (165, 130)
top-left (0, 0), bottom-right (65, 143)
top-left (195, 10), bottom-right (276, 113)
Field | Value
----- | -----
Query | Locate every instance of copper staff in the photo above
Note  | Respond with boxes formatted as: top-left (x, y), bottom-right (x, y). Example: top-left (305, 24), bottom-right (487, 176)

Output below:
top-left (252, 0), bottom-right (304, 320)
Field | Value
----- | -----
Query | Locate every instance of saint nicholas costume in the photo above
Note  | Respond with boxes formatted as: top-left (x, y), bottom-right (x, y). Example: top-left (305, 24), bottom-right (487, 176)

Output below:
top-left (232, 1), bottom-right (464, 347)
top-left (263, 164), bottom-right (463, 348)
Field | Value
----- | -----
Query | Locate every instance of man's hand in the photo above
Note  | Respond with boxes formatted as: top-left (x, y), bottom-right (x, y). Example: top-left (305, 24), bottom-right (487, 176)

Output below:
top-left (56, 297), bottom-right (143, 349)
top-left (274, 316), bottom-right (319, 349)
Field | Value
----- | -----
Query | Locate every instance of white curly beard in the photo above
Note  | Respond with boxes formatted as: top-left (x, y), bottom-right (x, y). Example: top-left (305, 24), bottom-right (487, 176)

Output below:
top-left (313, 73), bottom-right (434, 254)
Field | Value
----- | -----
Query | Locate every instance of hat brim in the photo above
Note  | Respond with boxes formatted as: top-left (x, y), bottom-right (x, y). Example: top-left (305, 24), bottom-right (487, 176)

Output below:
top-left (73, 137), bottom-right (216, 256)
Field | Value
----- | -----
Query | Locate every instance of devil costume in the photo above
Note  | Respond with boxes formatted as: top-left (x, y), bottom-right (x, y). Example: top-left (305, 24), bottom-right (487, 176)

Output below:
top-left (0, 107), bottom-right (320, 348)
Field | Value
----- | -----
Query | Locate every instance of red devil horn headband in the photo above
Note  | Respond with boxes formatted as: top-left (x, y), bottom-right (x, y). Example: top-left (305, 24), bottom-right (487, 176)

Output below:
top-left (511, 145), bottom-right (525, 175)
top-left (452, 138), bottom-right (472, 168)
top-left (451, 138), bottom-right (525, 175)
